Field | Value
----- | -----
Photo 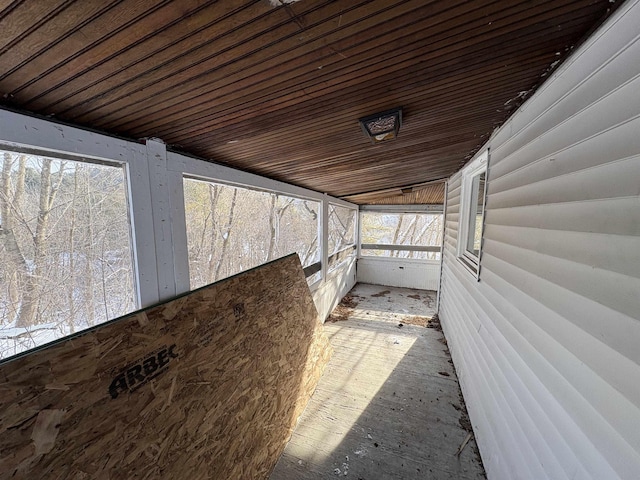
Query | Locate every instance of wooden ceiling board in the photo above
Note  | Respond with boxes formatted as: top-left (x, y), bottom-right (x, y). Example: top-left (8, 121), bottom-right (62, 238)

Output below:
top-left (0, 0), bottom-right (620, 204)
top-left (165, 7), bottom-right (600, 144)
top-left (344, 182), bottom-right (446, 205)
top-left (185, 55), bottom-right (555, 155)
top-left (16, 1), bottom-right (264, 109)
top-left (69, 0), bottom-right (420, 125)
top-left (97, 0), bottom-right (458, 132)
top-left (107, 0), bottom-right (596, 137)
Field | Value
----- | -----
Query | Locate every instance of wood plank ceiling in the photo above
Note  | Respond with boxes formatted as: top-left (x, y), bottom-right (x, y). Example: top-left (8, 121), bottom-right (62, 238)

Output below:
top-left (0, 0), bottom-right (619, 204)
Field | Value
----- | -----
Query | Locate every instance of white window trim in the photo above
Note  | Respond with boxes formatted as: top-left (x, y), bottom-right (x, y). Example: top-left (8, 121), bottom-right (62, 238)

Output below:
top-left (457, 149), bottom-right (489, 279)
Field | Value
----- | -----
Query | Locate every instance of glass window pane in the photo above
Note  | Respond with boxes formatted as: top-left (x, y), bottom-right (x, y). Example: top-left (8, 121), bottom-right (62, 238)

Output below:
top-left (465, 172), bottom-right (485, 257)
top-left (0, 151), bottom-right (136, 359)
top-left (328, 204), bottom-right (356, 256)
top-left (184, 178), bottom-right (320, 290)
top-left (360, 212), bottom-right (443, 259)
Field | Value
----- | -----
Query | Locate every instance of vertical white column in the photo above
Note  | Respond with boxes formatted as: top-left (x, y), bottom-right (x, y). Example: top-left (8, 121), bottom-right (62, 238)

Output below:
top-left (168, 171), bottom-right (191, 295)
top-left (356, 207), bottom-right (362, 259)
top-left (126, 144), bottom-right (160, 308)
top-left (321, 194), bottom-right (329, 283)
top-left (436, 180), bottom-right (448, 312)
top-left (145, 138), bottom-right (178, 303)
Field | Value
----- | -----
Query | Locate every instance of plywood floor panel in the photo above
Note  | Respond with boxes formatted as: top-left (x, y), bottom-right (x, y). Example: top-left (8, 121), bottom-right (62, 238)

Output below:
top-left (270, 284), bottom-right (486, 480)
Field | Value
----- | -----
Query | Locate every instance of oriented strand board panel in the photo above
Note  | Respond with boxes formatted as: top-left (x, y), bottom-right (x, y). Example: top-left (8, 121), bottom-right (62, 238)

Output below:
top-left (0, 254), bottom-right (332, 479)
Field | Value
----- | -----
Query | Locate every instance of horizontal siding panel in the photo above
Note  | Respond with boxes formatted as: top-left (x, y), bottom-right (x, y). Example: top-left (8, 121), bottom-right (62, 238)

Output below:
top-left (447, 186), bottom-right (461, 199)
top-left (489, 116), bottom-right (640, 194)
top-left (446, 259), bottom-right (639, 479)
top-left (441, 274), bottom-right (548, 479)
top-left (445, 220), bottom-right (459, 233)
top-left (486, 197), bottom-right (640, 236)
top-left (491, 74), bottom-right (640, 180)
top-left (483, 238), bottom-right (640, 320)
top-left (488, 155), bottom-right (640, 209)
top-left (484, 223), bottom-right (640, 280)
top-left (443, 261), bottom-right (620, 479)
top-left (467, 264), bottom-right (639, 479)
top-left (447, 189), bottom-right (460, 207)
top-left (444, 236), bottom-right (457, 252)
top-left (490, 2), bottom-right (640, 154)
top-left (482, 253), bottom-right (640, 406)
top-left (449, 171), bottom-right (462, 186)
top-left (491, 34), bottom-right (640, 164)
top-left (441, 306), bottom-right (589, 480)
top-left (478, 266), bottom-right (640, 479)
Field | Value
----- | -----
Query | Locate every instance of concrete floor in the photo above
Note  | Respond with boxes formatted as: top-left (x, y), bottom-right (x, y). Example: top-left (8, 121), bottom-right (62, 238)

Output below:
top-left (270, 283), bottom-right (486, 480)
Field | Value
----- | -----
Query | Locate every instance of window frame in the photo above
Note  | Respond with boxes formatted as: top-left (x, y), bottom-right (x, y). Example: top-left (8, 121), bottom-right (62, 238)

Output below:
top-left (327, 202), bottom-right (357, 273)
top-left (181, 174), bottom-right (323, 288)
top-left (358, 207), bottom-right (444, 261)
top-left (0, 145), bottom-right (139, 358)
top-left (456, 149), bottom-right (489, 279)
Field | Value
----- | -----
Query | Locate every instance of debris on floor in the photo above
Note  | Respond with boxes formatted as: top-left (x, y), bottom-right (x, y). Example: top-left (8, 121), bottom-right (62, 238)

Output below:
top-left (426, 313), bottom-right (443, 331)
top-left (326, 294), bottom-right (361, 323)
top-left (370, 289), bottom-right (391, 297)
top-left (399, 315), bottom-right (429, 327)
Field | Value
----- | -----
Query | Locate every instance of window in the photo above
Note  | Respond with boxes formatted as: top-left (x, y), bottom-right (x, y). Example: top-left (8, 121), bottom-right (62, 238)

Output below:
top-left (360, 212), bottom-right (443, 260)
top-left (327, 204), bottom-right (357, 272)
top-left (183, 178), bottom-right (320, 289)
top-left (0, 150), bottom-right (136, 359)
top-left (457, 150), bottom-right (488, 277)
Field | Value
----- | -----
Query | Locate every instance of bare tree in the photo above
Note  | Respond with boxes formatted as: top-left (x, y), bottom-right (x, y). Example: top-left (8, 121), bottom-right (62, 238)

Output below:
top-left (214, 187), bottom-right (238, 281)
top-left (1, 152), bottom-right (135, 358)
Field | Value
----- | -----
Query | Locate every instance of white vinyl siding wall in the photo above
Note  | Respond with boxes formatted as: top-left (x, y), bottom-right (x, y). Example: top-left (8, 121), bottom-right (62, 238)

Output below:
top-left (439, 1), bottom-right (640, 479)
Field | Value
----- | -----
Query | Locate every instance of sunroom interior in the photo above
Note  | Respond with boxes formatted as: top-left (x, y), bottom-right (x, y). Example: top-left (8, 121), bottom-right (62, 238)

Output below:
top-left (0, 1), bottom-right (639, 479)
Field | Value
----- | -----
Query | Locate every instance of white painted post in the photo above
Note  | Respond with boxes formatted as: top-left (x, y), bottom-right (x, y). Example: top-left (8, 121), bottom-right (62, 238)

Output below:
top-left (322, 194), bottom-right (329, 284)
top-left (167, 171), bottom-right (191, 295)
top-left (145, 138), bottom-right (178, 303)
top-left (126, 145), bottom-right (161, 308)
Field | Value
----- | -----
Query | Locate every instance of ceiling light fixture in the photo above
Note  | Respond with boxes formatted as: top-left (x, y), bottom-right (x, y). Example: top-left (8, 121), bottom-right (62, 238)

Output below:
top-left (359, 107), bottom-right (403, 144)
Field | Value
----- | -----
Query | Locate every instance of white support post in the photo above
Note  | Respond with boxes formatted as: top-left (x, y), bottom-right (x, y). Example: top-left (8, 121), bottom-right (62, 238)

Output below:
top-left (321, 194), bottom-right (329, 284)
top-left (356, 208), bottom-right (362, 260)
top-left (145, 139), bottom-right (178, 303)
top-left (127, 146), bottom-right (161, 309)
top-left (168, 171), bottom-right (191, 295)
top-left (436, 180), bottom-right (448, 313)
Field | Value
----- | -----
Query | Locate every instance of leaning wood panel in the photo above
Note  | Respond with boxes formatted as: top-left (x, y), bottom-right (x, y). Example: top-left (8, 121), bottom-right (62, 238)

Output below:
top-left (0, 254), bottom-right (332, 479)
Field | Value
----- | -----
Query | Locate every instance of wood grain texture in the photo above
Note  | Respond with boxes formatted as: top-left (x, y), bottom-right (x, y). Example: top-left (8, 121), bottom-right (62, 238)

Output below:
top-left (0, 0), bottom-right (620, 201)
top-left (0, 254), bottom-right (332, 480)
top-left (343, 182), bottom-right (445, 205)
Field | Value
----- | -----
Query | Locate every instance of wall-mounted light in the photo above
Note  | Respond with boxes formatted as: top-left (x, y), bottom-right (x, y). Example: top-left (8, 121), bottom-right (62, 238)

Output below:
top-left (359, 107), bottom-right (403, 144)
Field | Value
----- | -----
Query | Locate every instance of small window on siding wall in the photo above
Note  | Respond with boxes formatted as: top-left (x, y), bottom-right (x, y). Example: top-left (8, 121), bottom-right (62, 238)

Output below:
top-left (457, 150), bottom-right (488, 278)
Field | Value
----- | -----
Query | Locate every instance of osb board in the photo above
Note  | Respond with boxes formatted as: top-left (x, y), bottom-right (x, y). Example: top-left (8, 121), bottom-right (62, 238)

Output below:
top-left (0, 254), bottom-right (332, 480)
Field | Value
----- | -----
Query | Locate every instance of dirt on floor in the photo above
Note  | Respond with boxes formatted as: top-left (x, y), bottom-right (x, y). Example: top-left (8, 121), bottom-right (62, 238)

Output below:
top-left (370, 289), bottom-right (391, 297)
top-left (407, 294), bottom-right (422, 300)
top-left (398, 315), bottom-right (430, 327)
top-left (326, 294), bottom-right (361, 323)
top-left (426, 313), bottom-right (443, 332)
